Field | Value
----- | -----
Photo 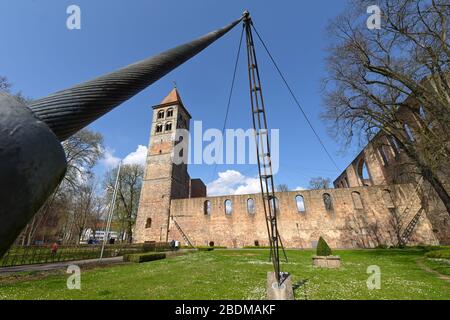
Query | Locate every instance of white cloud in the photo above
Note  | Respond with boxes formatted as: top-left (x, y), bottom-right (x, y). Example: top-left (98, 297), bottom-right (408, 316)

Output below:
top-left (101, 148), bottom-right (121, 168)
top-left (123, 145), bottom-right (147, 166)
top-left (294, 186), bottom-right (306, 191)
top-left (101, 145), bottom-right (148, 169)
top-left (207, 170), bottom-right (261, 196)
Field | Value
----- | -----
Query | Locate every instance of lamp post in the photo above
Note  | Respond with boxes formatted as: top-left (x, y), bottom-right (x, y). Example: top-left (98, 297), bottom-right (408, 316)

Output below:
top-left (100, 161), bottom-right (122, 260)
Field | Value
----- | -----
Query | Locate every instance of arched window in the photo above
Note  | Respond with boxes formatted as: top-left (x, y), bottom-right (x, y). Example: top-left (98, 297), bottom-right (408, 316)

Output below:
top-left (165, 122), bottom-right (172, 132)
top-left (404, 124), bottom-right (415, 142)
top-left (295, 195), bottom-right (306, 213)
top-left (388, 136), bottom-right (400, 157)
top-left (357, 157), bottom-right (371, 186)
top-left (145, 218), bottom-right (152, 229)
top-left (155, 124), bottom-right (163, 133)
top-left (323, 193), bottom-right (333, 211)
top-left (378, 146), bottom-right (389, 166)
top-left (351, 191), bottom-right (363, 210)
top-left (204, 200), bottom-right (211, 215)
top-left (247, 198), bottom-right (255, 214)
top-left (157, 110), bottom-right (164, 119)
top-left (224, 199), bottom-right (232, 215)
top-left (383, 189), bottom-right (395, 208)
top-left (166, 108), bottom-right (174, 117)
top-left (419, 106), bottom-right (426, 119)
top-left (270, 197), bottom-right (279, 215)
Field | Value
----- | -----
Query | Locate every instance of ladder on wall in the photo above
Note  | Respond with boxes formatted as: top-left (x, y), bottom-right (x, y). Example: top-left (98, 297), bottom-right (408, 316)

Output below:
top-left (171, 216), bottom-right (195, 248)
top-left (400, 208), bottom-right (424, 246)
top-left (398, 177), bottom-right (425, 246)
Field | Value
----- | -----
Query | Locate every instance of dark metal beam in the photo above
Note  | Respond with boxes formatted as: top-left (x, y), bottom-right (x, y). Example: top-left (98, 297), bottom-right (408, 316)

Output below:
top-left (29, 17), bottom-right (243, 141)
top-left (0, 15), bottom-right (243, 257)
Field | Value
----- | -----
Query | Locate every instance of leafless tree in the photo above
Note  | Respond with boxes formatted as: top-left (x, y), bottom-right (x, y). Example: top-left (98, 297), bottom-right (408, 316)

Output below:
top-left (308, 177), bottom-right (331, 190)
top-left (323, 0), bottom-right (450, 214)
top-left (105, 164), bottom-right (144, 243)
top-left (0, 75), bottom-right (32, 103)
top-left (277, 184), bottom-right (289, 192)
top-left (19, 129), bottom-right (104, 245)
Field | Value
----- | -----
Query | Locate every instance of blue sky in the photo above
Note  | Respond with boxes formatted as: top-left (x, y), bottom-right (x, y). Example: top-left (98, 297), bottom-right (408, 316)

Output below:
top-left (0, 0), bottom-right (362, 194)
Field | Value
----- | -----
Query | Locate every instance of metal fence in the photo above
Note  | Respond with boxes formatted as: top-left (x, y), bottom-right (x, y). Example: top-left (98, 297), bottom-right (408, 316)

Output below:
top-left (0, 242), bottom-right (170, 267)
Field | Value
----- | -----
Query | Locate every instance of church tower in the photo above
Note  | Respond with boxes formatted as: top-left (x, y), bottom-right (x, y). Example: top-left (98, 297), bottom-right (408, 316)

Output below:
top-left (134, 88), bottom-right (192, 243)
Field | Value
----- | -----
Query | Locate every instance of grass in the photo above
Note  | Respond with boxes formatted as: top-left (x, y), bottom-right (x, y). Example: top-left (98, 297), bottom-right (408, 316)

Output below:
top-left (0, 249), bottom-right (449, 300)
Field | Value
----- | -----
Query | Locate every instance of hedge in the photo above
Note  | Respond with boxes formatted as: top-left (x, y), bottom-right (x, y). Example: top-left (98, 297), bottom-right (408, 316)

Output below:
top-left (425, 249), bottom-right (450, 260)
top-left (242, 246), bottom-right (272, 249)
top-left (316, 237), bottom-right (332, 256)
top-left (197, 247), bottom-right (214, 251)
top-left (123, 252), bottom-right (166, 263)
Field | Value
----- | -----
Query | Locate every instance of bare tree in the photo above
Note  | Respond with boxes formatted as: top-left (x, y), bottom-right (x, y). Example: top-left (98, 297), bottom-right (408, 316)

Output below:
top-left (323, 0), bottom-right (450, 214)
top-left (20, 129), bottom-right (104, 245)
top-left (105, 164), bottom-right (144, 243)
top-left (0, 75), bottom-right (32, 103)
top-left (308, 177), bottom-right (331, 190)
top-left (0, 76), bottom-right (11, 92)
top-left (277, 184), bottom-right (289, 192)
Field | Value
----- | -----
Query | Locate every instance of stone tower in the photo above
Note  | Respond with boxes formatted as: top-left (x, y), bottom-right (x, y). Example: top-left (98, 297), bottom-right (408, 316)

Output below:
top-left (134, 88), bottom-right (192, 243)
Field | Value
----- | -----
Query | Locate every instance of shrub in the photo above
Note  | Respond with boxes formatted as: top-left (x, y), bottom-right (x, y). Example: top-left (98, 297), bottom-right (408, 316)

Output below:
top-left (197, 247), bottom-right (214, 251)
top-left (123, 252), bottom-right (166, 263)
top-left (242, 246), bottom-right (272, 249)
top-left (425, 249), bottom-right (450, 260)
top-left (316, 237), bottom-right (332, 256)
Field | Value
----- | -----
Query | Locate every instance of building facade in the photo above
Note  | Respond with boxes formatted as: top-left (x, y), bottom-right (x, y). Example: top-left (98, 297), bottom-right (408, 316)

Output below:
top-left (135, 89), bottom-right (448, 248)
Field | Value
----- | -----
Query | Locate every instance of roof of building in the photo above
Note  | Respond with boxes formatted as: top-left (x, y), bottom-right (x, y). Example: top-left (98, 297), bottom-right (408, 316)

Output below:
top-left (153, 87), bottom-right (191, 119)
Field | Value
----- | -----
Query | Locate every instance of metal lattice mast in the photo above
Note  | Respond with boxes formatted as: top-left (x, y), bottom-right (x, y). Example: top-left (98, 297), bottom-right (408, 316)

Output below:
top-left (243, 11), bottom-right (283, 284)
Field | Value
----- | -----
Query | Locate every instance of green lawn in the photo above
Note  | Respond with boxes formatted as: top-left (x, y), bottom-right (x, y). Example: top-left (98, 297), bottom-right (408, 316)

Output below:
top-left (0, 249), bottom-right (448, 300)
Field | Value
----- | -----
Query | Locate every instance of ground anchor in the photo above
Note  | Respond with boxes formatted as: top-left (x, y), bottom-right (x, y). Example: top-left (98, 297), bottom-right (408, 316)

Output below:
top-left (266, 272), bottom-right (294, 300)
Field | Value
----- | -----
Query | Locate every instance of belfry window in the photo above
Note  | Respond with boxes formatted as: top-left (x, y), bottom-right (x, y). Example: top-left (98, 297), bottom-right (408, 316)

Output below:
top-left (157, 110), bottom-right (164, 119)
top-left (145, 218), bottom-right (152, 229)
top-left (225, 200), bottom-right (232, 215)
top-left (167, 108), bottom-right (174, 117)
top-left (295, 195), bottom-right (306, 213)
top-left (165, 122), bottom-right (172, 132)
top-left (155, 124), bottom-right (163, 133)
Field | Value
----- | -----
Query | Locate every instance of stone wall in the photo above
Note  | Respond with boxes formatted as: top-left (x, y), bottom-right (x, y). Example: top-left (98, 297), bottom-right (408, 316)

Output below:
top-left (167, 184), bottom-right (439, 248)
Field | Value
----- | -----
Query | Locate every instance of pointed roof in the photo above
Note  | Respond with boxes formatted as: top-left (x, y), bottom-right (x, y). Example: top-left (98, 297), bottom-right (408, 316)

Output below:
top-left (159, 88), bottom-right (183, 106)
top-left (153, 87), bottom-right (191, 119)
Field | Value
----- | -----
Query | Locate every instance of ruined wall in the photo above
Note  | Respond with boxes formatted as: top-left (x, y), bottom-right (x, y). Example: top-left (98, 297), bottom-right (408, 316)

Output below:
top-left (167, 184), bottom-right (439, 248)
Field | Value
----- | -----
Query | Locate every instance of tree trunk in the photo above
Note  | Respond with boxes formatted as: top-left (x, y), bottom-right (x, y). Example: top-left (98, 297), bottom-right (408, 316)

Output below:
top-left (419, 165), bottom-right (450, 215)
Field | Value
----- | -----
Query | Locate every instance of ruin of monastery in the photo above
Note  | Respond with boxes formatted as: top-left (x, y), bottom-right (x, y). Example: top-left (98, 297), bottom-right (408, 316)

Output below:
top-left (134, 88), bottom-right (450, 248)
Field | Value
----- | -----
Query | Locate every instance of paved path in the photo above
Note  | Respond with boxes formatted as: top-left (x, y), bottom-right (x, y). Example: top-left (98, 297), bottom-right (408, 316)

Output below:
top-left (0, 256), bottom-right (123, 275)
